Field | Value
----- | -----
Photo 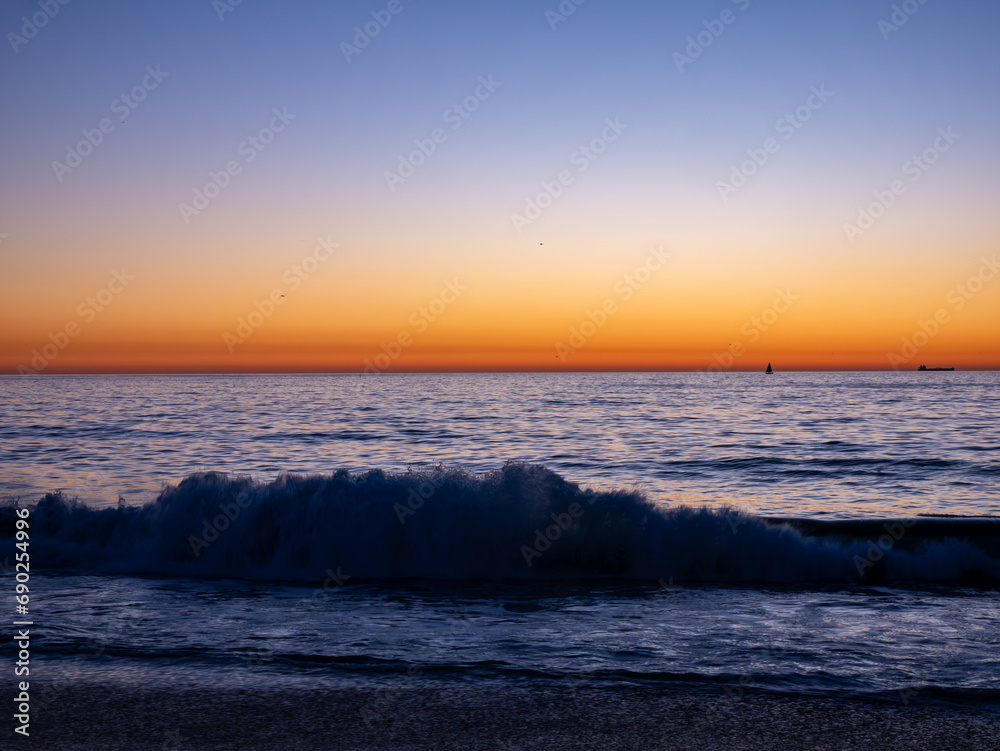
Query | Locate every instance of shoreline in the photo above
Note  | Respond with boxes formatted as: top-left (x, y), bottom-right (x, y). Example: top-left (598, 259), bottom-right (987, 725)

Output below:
top-left (28, 681), bottom-right (1000, 750)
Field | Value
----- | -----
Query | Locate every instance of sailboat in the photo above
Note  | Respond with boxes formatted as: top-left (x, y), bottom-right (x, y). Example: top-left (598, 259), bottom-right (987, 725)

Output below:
top-left (765, 362), bottom-right (773, 374)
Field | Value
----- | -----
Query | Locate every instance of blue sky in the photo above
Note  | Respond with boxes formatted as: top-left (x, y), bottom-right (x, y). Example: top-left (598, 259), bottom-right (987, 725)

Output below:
top-left (2, 0), bottom-right (998, 371)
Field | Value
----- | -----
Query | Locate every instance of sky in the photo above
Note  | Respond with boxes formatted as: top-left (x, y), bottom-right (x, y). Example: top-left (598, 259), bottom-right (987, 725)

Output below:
top-left (1, 0), bottom-right (998, 373)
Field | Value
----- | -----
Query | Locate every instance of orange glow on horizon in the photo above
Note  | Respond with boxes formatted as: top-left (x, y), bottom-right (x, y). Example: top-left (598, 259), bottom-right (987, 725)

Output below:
top-left (3, 234), bottom-right (997, 374)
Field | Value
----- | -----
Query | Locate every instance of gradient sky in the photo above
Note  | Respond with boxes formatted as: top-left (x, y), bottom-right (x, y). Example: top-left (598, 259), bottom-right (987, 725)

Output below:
top-left (1, 0), bottom-right (998, 373)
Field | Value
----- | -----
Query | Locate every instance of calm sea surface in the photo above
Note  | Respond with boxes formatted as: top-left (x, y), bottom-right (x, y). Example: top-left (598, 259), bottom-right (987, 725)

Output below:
top-left (2, 372), bottom-right (998, 516)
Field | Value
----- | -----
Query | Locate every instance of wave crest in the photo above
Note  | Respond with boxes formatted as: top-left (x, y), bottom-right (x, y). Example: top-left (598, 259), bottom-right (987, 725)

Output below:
top-left (4, 463), bottom-right (998, 584)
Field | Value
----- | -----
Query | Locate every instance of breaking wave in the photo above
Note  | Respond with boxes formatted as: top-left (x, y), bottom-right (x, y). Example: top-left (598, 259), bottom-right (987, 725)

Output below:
top-left (4, 463), bottom-right (998, 584)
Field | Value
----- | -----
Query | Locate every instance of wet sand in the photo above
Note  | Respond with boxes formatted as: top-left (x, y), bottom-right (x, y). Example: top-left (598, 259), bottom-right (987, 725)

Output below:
top-left (30, 681), bottom-right (1000, 750)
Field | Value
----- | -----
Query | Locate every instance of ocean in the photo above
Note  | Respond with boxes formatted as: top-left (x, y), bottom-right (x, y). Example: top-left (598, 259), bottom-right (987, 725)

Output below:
top-left (2, 372), bottom-right (999, 748)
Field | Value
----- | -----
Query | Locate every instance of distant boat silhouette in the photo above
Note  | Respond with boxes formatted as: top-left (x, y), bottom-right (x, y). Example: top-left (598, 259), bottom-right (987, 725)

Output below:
top-left (918, 365), bottom-right (954, 371)
top-left (765, 362), bottom-right (773, 374)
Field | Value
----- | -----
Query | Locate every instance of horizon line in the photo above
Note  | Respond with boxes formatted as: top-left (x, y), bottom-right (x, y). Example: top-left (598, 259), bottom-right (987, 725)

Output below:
top-left (2, 368), bottom-right (995, 377)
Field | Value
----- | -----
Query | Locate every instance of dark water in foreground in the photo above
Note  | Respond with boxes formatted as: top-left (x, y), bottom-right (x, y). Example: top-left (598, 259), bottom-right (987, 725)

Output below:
top-left (31, 574), bottom-right (1000, 705)
top-left (2, 373), bottom-right (998, 705)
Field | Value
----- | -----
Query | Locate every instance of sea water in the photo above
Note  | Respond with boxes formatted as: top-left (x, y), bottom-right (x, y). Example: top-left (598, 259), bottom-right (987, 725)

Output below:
top-left (1, 372), bottom-right (998, 704)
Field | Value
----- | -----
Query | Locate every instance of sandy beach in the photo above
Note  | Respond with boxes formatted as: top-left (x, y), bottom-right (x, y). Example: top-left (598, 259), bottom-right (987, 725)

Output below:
top-left (30, 681), bottom-right (1000, 751)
